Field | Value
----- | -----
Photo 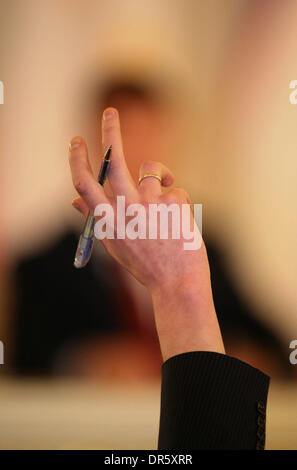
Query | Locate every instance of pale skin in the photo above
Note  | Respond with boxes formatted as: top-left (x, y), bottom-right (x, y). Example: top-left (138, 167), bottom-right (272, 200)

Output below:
top-left (69, 107), bottom-right (225, 362)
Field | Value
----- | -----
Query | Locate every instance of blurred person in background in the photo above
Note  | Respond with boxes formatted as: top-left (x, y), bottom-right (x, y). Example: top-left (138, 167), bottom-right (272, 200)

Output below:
top-left (12, 76), bottom-right (290, 380)
top-left (12, 79), bottom-right (172, 380)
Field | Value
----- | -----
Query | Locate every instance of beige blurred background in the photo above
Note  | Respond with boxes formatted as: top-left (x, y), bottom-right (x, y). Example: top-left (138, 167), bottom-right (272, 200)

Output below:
top-left (0, 0), bottom-right (296, 449)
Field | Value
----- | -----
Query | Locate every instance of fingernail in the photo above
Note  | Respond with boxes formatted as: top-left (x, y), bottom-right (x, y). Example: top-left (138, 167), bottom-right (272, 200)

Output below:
top-left (69, 138), bottom-right (81, 151)
top-left (72, 199), bottom-right (81, 211)
top-left (103, 108), bottom-right (116, 121)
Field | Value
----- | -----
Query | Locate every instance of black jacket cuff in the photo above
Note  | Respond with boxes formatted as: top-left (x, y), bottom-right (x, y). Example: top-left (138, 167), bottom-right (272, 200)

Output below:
top-left (158, 351), bottom-right (270, 450)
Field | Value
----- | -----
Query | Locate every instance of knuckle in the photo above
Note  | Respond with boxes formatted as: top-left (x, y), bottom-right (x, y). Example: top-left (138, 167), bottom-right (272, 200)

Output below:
top-left (174, 187), bottom-right (189, 199)
top-left (165, 187), bottom-right (188, 203)
top-left (103, 120), bottom-right (119, 134)
top-left (103, 123), bottom-right (114, 133)
top-left (142, 197), bottom-right (156, 208)
top-left (140, 160), bottom-right (160, 173)
top-left (74, 178), bottom-right (88, 197)
top-left (162, 173), bottom-right (174, 186)
top-left (163, 193), bottom-right (178, 204)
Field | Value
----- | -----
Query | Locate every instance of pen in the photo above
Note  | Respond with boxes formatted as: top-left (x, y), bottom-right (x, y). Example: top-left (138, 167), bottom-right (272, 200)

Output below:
top-left (73, 145), bottom-right (112, 269)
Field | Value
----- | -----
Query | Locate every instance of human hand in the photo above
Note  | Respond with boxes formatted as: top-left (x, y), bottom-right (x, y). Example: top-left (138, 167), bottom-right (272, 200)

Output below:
top-left (69, 108), bottom-right (225, 360)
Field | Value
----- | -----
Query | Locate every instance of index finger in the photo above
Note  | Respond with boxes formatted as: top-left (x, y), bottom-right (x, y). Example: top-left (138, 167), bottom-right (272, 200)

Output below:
top-left (69, 136), bottom-right (109, 212)
top-left (102, 108), bottom-right (137, 201)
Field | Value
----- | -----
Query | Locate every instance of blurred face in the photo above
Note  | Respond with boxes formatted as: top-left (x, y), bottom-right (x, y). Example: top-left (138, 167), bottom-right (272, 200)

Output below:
top-left (99, 94), bottom-right (173, 183)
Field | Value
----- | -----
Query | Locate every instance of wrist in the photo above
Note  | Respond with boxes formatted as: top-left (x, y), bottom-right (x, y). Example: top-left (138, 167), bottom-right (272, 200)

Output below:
top-left (150, 276), bottom-right (225, 362)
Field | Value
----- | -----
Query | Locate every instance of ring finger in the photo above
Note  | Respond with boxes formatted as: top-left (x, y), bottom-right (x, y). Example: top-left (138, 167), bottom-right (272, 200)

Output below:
top-left (138, 161), bottom-right (174, 198)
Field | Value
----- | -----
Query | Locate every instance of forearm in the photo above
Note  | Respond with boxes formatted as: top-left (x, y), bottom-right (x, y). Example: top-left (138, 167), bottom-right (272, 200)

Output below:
top-left (151, 276), bottom-right (225, 362)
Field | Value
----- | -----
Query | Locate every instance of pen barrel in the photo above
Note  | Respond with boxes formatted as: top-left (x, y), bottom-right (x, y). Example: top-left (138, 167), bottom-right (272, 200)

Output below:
top-left (81, 153), bottom-right (110, 237)
top-left (82, 212), bottom-right (95, 238)
top-left (98, 158), bottom-right (110, 185)
top-left (74, 234), bottom-right (94, 268)
top-left (73, 147), bottom-right (111, 269)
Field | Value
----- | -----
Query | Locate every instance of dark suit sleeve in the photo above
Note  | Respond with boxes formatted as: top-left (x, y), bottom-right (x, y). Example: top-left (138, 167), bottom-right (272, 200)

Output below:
top-left (158, 351), bottom-right (269, 450)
